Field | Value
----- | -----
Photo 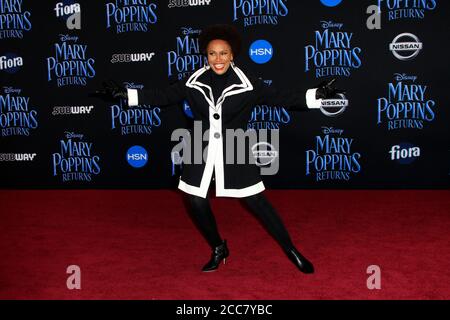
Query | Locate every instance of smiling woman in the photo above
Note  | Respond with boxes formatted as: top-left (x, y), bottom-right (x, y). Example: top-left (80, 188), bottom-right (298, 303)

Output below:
top-left (94, 23), bottom-right (343, 274)
top-left (206, 39), bottom-right (233, 75)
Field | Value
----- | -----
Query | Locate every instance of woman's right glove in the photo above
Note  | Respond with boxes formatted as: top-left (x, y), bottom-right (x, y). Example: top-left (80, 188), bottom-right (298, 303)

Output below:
top-left (315, 78), bottom-right (345, 99)
top-left (91, 79), bottom-right (128, 101)
top-left (305, 78), bottom-right (346, 109)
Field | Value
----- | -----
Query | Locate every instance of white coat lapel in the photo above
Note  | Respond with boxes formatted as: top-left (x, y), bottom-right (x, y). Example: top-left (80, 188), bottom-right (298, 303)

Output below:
top-left (186, 64), bottom-right (253, 111)
top-left (186, 65), bottom-right (215, 107)
top-left (216, 64), bottom-right (253, 107)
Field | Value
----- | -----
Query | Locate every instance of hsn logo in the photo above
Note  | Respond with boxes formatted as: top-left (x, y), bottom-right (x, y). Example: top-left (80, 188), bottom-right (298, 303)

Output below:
top-left (321, 0), bottom-right (343, 7)
top-left (126, 145), bottom-right (148, 168)
top-left (183, 100), bottom-right (193, 118)
top-left (249, 40), bottom-right (273, 64)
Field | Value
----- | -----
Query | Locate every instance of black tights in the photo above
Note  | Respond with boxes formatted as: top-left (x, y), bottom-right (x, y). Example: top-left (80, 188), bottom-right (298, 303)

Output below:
top-left (187, 193), bottom-right (294, 250)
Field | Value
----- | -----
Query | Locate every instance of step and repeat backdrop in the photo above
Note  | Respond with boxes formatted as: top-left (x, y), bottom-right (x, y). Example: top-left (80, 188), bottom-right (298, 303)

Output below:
top-left (1, 0), bottom-right (449, 189)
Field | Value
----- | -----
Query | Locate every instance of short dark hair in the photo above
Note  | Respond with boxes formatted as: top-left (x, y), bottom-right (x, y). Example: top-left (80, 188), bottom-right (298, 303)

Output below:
top-left (199, 24), bottom-right (242, 57)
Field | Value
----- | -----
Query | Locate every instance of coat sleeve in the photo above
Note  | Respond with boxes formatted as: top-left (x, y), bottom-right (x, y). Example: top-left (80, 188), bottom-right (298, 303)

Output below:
top-left (127, 79), bottom-right (188, 107)
top-left (253, 77), bottom-right (320, 111)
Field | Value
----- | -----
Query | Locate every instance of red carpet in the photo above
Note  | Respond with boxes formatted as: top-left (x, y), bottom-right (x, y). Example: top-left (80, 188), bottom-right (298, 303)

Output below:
top-left (0, 190), bottom-right (449, 300)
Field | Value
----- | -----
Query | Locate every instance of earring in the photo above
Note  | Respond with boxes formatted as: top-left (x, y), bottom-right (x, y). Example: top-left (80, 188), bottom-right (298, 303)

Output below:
top-left (230, 60), bottom-right (235, 68)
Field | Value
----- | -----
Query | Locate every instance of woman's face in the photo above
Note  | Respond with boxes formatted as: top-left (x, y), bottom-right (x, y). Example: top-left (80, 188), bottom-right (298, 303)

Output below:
top-left (206, 39), bottom-right (234, 75)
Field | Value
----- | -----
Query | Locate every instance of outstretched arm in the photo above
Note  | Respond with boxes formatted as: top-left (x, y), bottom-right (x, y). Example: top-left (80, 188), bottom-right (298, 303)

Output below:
top-left (127, 79), bottom-right (188, 107)
top-left (253, 78), bottom-right (338, 111)
top-left (94, 79), bottom-right (188, 107)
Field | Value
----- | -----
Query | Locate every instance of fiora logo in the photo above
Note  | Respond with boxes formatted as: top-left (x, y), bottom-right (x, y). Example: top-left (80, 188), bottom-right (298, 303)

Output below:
top-left (389, 143), bottom-right (420, 164)
top-left (321, 0), bottom-right (343, 7)
top-left (126, 145), bottom-right (148, 168)
top-left (54, 2), bottom-right (81, 30)
top-left (0, 53), bottom-right (23, 73)
top-left (249, 40), bottom-right (273, 64)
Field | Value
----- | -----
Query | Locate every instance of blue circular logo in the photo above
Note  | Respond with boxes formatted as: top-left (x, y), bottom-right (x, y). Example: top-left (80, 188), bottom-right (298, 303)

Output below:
top-left (249, 40), bottom-right (273, 64)
top-left (126, 145), bottom-right (148, 168)
top-left (183, 100), bottom-right (193, 118)
top-left (321, 0), bottom-right (343, 7)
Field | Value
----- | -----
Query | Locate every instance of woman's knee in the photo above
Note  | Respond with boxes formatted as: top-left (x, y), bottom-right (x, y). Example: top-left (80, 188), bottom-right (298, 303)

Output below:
top-left (187, 194), bottom-right (209, 210)
top-left (242, 192), bottom-right (266, 207)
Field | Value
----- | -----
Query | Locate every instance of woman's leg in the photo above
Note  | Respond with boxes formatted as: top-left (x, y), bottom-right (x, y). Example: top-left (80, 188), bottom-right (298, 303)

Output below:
top-left (241, 193), bottom-right (294, 250)
top-left (241, 192), bottom-right (314, 273)
top-left (186, 194), bottom-right (223, 248)
top-left (186, 194), bottom-right (229, 272)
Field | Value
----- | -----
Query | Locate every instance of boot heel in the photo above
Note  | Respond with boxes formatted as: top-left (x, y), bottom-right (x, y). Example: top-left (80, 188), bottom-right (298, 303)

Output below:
top-left (202, 240), bottom-right (229, 272)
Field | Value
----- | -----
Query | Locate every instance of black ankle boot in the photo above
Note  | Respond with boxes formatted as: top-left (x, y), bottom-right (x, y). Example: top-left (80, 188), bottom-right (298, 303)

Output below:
top-left (202, 240), bottom-right (229, 272)
top-left (285, 246), bottom-right (314, 274)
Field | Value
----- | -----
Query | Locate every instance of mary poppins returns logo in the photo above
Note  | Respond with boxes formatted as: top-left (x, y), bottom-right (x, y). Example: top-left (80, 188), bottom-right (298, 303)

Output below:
top-left (377, 0), bottom-right (437, 21)
top-left (0, 0), bottom-right (32, 39)
top-left (167, 27), bottom-right (207, 80)
top-left (110, 82), bottom-right (162, 136)
top-left (305, 21), bottom-right (362, 78)
top-left (46, 34), bottom-right (96, 87)
top-left (377, 73), bottom-right (436, 130)
top-left (52, 132), bottom-right (101, 182)
top-left (233, 0), bottom-right (288, 27)
top-left (305, 127), bottom-right (362, 182)
top-left (106, 0), bottom-right (158, 33)
top-left (0, 87), bottom-right (38, 137)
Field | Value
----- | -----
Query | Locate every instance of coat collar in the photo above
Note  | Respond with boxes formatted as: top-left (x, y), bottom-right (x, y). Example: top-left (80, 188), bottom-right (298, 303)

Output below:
top-left (186, 64), bottom-right (253, 111)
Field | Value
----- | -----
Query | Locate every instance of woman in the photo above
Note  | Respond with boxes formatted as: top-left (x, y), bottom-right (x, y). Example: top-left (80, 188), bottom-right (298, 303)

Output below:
top-left (98, 24), bottom-right (340, 273)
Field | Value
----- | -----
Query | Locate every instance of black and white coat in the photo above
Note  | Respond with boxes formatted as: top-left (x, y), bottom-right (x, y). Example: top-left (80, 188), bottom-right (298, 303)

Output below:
top-left (128, 64), bottom-right (320, 198)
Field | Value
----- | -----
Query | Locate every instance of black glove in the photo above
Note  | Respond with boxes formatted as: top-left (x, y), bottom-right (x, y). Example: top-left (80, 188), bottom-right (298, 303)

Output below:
top-left (315, 78), bottom-right (345, 99)
top-left (90, 79), bottom-right (128, 101)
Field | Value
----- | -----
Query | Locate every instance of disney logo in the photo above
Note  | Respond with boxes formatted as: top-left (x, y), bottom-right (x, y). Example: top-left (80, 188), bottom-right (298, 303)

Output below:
top-left (320, 21), bottom-right (343, 29)
top-left (64, 131), bottom-right (84, 139)
top-left (124, 82), bottom-right (144, 90)
top-left (59, 34), bottom-right (79, 42)
top-left (393, 73), bottom-right (417, 82)
top-left (321, 127), bottom-right (344, 135)
top-left (3, 87), bottom-right (21, 94)
top-left (181, 27), bottom-right (201, 36)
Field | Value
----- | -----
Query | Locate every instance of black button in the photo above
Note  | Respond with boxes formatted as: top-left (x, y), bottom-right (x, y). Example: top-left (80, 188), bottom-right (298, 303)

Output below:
top-left (213, 113), bottom-right (220, 120)
top-left (214, 132), bottom-right (220, 139)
